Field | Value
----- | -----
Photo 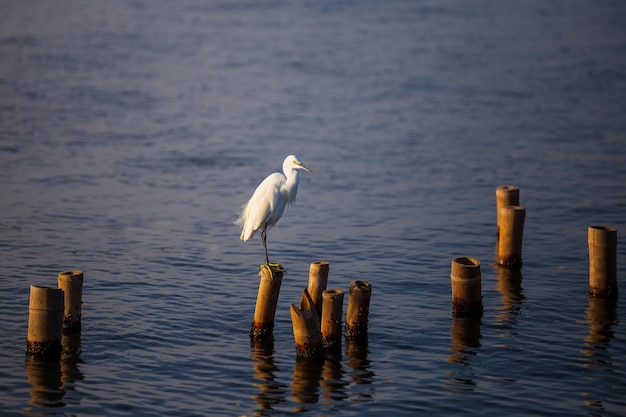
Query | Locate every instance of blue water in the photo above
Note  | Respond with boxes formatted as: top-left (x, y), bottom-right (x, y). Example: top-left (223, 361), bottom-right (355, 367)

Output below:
top-left (1, 0), bottom-right (626, 416)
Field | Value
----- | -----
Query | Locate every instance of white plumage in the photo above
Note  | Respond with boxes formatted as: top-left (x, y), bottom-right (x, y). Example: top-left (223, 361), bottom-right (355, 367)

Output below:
top-left (236, 154), bottom-right (312, 264)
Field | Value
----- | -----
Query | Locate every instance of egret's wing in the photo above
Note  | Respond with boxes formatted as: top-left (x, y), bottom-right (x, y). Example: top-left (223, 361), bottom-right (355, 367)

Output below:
top-left (238, 173), bottom-right (285, 241)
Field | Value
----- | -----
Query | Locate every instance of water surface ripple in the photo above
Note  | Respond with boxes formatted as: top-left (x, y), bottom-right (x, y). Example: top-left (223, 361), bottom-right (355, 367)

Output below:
top-left (1, 1), bottom-right (626, 416)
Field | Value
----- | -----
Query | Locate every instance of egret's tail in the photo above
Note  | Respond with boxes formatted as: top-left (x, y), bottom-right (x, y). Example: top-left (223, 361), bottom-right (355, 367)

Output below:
top-left (235, 201), bottom-right (256, 241)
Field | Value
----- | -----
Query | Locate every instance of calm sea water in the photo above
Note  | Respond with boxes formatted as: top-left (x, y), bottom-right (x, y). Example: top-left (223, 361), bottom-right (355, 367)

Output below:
top-left (1, 1), bottom-right (626, 416)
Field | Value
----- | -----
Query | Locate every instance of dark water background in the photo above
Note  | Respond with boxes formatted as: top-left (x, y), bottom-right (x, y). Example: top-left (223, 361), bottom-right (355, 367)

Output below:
top-left (1, 1), bottom-right (626, 416)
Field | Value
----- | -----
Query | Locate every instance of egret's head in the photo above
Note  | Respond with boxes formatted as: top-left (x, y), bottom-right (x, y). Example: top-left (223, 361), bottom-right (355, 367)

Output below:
top-left (284, 154), bottom-right (313, 173)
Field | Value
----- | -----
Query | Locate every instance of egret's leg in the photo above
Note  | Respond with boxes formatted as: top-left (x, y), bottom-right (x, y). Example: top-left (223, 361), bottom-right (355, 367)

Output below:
top-left (261, 228), bottom-right (269, 265)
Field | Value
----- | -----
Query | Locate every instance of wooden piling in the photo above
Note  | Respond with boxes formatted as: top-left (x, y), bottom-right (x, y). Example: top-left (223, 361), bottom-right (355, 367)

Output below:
top-left (321, 289), bottom-right (344, 349)
top-left (345, 281), bottom-right (371, 338)
top-left (496, 185), bottom-right (520, 235)
top-left (290, 289), bottom-right (323, 359)
top-left (26, 285), bottom-right (64, 359)
top-left (588, 226), bottom-right (618, 298)
top-left (497, 206), bottom-right (526, 268)
top-left (57, 270), bottom-right (84, 332)
top-left (450, 257), bottom-right (483, 316)
top-left (307, 260), bottom-right (329, 319)
top-left (250, 264), bottom-right (284, 339)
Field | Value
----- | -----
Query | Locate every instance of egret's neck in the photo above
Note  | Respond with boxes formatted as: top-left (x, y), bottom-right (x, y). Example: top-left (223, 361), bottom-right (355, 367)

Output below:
top-left (283, 169), bottom-right (300, 204)
top-left (285, 168), bottom-right (299, 188)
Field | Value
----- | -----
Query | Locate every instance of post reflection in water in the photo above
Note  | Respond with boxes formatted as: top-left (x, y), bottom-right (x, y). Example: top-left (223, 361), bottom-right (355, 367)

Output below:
top-left (581, 296), bottom-right (617, 366)
top-left (345, 337), bottom-right (375, 402)
top-left (496, 267), bottom-right (525, 321)
top-left (251, 336), bottom-right (372, 412)
top-left (291, 357), bottom-right (323, 407)
top-left (446, 315), bottom-right (482, 390)
top-left (495, 267), bottom-right (525, 345)
top-left (580, 296), bottom-right (618, 411)
top-left (250, 336), bottom-right (287, 415)
top-left (23, 332), bottom-right (84, 415)
top-left (321, 349), bottom-right (349, 402)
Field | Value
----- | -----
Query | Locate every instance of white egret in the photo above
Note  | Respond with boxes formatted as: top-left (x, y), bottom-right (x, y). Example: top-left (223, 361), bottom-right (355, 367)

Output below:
top-left (236, 154), bottom-right (312, 265)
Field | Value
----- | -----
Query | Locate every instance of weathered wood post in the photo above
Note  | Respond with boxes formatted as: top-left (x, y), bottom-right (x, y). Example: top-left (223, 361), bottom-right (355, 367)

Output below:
top-left (290, 289), bottom-right (323, 359)
top-left (26, 285), bottom-right (64, 359)
top-left (497, 206), bottom-right (526, 268)
top-left (450, 257), bottom-right (483, 316)
top-left (307, 260), bottom-right (329, 319)
top-left (496, 185), bottom-right (520, 235)
top-left (321, 289), bottom-right (344, 349)
top-left (345, 281), bottom-right (371, 338)
top-left (57, 270), bottom-right (84, 333)
top-left (250, 264), bottom-right (284, 339)
top-left (588, 226), bottom-right (618, 298)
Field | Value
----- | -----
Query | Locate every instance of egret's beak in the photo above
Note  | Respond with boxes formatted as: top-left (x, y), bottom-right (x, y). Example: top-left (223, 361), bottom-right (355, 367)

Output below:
top-left (297, 161), bottom-right (313, 173)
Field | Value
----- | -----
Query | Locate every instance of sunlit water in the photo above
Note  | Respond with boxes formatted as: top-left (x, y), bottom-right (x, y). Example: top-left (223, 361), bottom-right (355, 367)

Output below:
top-left (1, 1), bottom-right (626, 416)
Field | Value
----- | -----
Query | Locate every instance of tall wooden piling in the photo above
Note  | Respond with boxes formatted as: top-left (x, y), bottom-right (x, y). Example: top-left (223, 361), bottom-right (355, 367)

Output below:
top-left (321, 289), bottom-right (344, 349)
top-left (496, 185), bottom-right (520, 235)
top-left (450, 257), bottom-right (483, 316)
top-left (588, 226), bottom-right (618, 298)
top-left (345, 281), bottom-right (371, 338)
top-left (497, 206), bottom-right (526, 268)
top-left (251, 264), bottom-right (284, 339)
top-left (290, 289), bottom-right (323, 359)
top-left (57, 270), bottom-right (84, 332)
top-left (307, 261), bottom-right (329, 319)
top-left (26, 285), bottom-right (64, 359)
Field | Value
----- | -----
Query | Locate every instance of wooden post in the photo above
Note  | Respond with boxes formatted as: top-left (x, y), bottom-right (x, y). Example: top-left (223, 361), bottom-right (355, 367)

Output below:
top-left (321, 289), bottom-right (344, 349)
top-left (496, 185), bottom-right (520, 235)
top-left (307, 260), bottom-right (329, 319)
top-left (290, 288), bottom-right (323, 359)
top-left (345, 281), bottom-right (371, 338)
top-left (26, 285), bottom-right (64, 359)
top-left (250, 264), bottom-right (284, 339)
top-left (497, 206), bottom-right (526, 268)
top-left (57, 270), bottom-right (84, 332)
top-left (450, 257), bottom-right (483, 316)
top-left (588, 226), bottom-right (618, 298)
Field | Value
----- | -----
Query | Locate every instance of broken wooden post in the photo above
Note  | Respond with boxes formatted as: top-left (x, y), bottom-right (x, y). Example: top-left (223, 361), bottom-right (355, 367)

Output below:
top-left (450, 257), bottom-right (483, 316)
top-left (26, 285), bottom-right (64, 359)
top-left (321, 289), bottom-right (344, 349)
top-left (290, 289), bottom-right (323, 359)
top-left (497, 206), bottom-right (526, 268)
top-left (588, 226), bottom-right (618, 298)
top-left (345, 281), bottom-right (371, 338)
top-left (250, 264), bottom-right (284, 339)
top-left (57, 270), bottom-right (84, 333)
top-left (307, 260), bottom-right (329, 319)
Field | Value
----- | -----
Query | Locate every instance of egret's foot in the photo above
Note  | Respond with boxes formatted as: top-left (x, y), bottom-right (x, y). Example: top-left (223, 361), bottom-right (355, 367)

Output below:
top-left (260, 262), bottom-right (285, 278)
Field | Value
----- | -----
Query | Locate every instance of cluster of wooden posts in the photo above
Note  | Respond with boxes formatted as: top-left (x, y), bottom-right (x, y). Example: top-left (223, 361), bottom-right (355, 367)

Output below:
top-left (25, 270), bottom-right (84, 359)
top-left (450, 185), bottom-right (618, 316)
top-left (250, 260), bottom-right (372, 359)
top-left (25, 185), bottom-right (617, 361)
